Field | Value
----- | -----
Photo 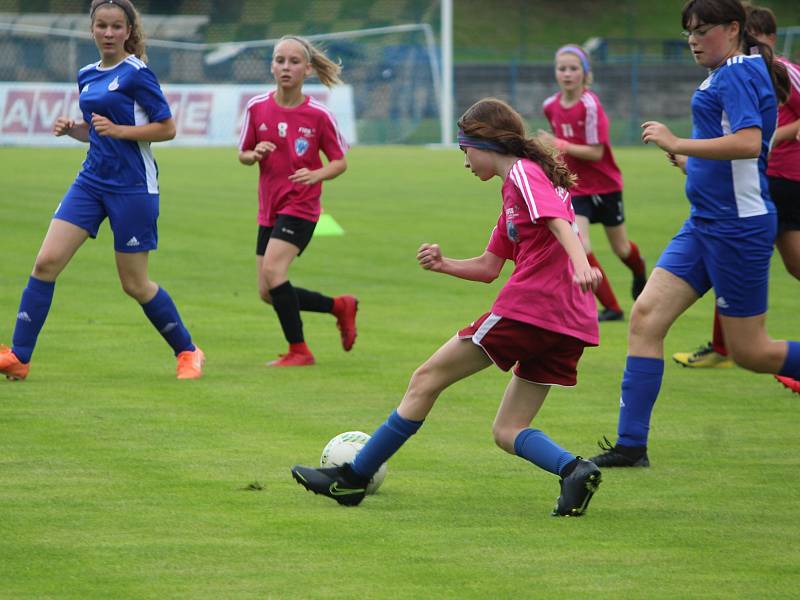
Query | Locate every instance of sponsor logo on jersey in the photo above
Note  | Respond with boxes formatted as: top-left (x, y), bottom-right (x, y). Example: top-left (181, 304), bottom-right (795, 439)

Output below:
top-left (298, 126), bottom-right (314, 137)
top-left (81, 83), bottom-right (90, 94)
top-left (258, 123), bottom-right (268, 132)
top-left (107, 76), bottom-right (120, 91)
top-left (294, 137), bottom-right (309, 156)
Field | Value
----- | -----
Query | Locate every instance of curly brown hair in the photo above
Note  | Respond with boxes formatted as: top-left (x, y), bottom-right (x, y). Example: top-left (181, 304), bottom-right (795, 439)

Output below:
top-left (457, 98), bottom-right (575, 189)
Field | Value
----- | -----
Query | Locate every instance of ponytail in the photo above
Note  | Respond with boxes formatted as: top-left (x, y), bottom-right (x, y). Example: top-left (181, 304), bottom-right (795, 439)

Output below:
top-left (276, 35), bottom-right (343, 88)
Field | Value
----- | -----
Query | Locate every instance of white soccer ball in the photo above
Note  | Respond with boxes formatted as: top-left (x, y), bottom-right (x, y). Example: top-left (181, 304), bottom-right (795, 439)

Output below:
top-left (320, 431), bottom-right (387, 494)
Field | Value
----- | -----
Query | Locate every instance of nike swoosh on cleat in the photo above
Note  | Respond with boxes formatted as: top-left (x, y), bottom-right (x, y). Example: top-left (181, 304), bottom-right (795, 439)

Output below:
top-left (329, 482), bottom-right (365, 496)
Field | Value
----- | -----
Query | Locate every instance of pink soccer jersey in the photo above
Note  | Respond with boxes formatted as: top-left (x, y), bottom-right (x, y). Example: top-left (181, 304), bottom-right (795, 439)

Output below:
top-left (238, 91), bottom-right (348, 226)
top-left (767, 57), bottom-right (800, 182)
top-left (486, 159), bottom-right (599, 346)
top-left (543, 90), bottom-right (623, 196)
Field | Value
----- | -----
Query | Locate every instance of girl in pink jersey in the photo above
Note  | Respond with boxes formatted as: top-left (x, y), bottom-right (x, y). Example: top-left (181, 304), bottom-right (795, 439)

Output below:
top-left (670, 4), bottom-right (800, 394)
top-left (539, 44), bottom-right (648, 322)
top-left (238, 35), bottom-right (357, 367)
top-left (292, 98), bottom-right (605, 517)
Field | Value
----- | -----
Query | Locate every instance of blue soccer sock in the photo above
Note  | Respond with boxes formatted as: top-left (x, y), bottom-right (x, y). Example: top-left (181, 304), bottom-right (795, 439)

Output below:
top-left (778, 341), bottom-right (800, 378)
top-left (351, 410), bottom-right (424, 479)
top-left (513, 428), bottom-right (576, 476)
top-left (140, 287), bottom-right (195, 356)
top-left (616, 356), bottom-right (664, 448)
top-left (11, 276), bottom-right (55, 364)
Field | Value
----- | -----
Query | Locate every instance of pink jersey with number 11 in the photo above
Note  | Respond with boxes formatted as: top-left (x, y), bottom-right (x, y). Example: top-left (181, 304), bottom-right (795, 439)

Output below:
top-left (543, 90), bottom-right (623, 196)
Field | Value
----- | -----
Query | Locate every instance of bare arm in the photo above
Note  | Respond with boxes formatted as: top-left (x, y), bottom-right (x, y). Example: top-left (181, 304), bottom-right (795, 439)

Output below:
top-left (537, 129), bottom-right (603, 161)
top-left (417, 243), bottom-right (505, 283)
top-left (772, 118), bottom-right (800, 145)
top-left (91, 114), bottom-right (176, 142)
top-left (53, 117), bottom-right (90, 142)
top-left (289, 157), bottom-right (347, 185)
top-left (642, 121), bottom-right (761, 160)
top-left (546, 218), bottom-right (602, 292)
top-left (239, 141), bottom-right (277, 165)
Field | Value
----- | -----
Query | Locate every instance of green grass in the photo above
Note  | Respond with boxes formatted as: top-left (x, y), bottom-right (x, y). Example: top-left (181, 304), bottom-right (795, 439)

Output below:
top-left (0, 145), bottom-right (798, 598)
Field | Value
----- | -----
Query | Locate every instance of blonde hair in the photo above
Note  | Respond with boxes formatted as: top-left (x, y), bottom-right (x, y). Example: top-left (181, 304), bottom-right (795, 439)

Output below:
top-left (458, 98), bottom-right (576, 190)
top-left (555, 44), bottom-right (594, 86)
top-left (90, 0), bottom-right (147, 62)
top-left (275, 35), bottom-right (343, 87)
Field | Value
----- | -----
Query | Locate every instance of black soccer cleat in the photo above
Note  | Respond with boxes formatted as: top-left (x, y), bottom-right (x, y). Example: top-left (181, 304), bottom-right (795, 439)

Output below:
top-left (588, 436), bottom-right (649, 468)
top-left (551, 459), bottom-right (602, 517)
top-left (598, 308), bottom-right (624, 322)
top-left (632, 271), bottom-right (647, 300)
top-left (291, 464), bottom-right (367, 506)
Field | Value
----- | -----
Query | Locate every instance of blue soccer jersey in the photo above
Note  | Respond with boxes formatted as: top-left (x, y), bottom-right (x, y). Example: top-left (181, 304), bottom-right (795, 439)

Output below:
top-left (685, 54), bottom-right (778, 220)
top-left (75, 55), bottom-right (172, 194)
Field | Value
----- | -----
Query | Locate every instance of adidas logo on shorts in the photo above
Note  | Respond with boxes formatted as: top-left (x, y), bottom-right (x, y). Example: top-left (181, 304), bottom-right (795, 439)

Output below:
top-left (126, 237), bottom-right (141, 247)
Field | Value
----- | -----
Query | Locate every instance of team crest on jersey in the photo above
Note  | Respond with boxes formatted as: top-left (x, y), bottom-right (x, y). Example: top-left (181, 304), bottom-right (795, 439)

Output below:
top-left (505, 205), bottom-right (520, 243)
top-left (295, 137), bottom-right (309, 156)
top-left (107, 76), bottom-right (120, 91)
top-left (278, 122), bottom-right (288, 137)
top-left (699, 74), bottom-right (714, 91)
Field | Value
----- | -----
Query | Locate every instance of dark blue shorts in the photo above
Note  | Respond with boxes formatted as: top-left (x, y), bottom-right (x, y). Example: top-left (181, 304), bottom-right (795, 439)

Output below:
top-left (655, 215), bottom-right (777, 317)
top-left (54, 180), bottom-right (159, 252)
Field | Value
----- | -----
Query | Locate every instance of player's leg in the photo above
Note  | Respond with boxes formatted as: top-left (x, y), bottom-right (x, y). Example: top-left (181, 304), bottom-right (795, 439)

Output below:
top-left (116, 251), bottom-right (202, 378)
top-left (573, 199), bottom-right (623, 321)
top-left (590, 267), bottom-right (700, 467)
top-left (775, 230), bottom-right (800, 281)
top-left (1, 218), bottom-right (89, 380)
top-left (291, 337), bottom-right (492, 504)
top-left (259, 235), bottom-right (314, 366)
top-left (603, 220), bottom-right (647, 300)
top-left (493, 375), bottom-right (601, 517)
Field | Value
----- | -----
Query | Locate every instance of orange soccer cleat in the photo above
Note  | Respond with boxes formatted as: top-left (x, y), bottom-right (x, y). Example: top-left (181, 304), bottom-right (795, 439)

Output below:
top-left (332, 295), bottom-right (358, 351)
top-left (267, 351), bottom-right (316, 367)
top-left (176, 347), bottom-right (205, 379)
top-left (0, 345), bottom-right (29, 381)
top-left (774, 375), bottom-right (800, 395)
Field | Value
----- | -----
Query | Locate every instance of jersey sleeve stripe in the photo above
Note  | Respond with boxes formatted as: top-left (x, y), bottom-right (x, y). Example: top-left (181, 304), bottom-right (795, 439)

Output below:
top-left (124, 56), bottom-right (146, 70)
top-left (581, 92), bottom-right (599, 145)
top-left (510, 161), bottom-right (539, 221)
top-left (785, 61), bottom-right (800, 93)
top-left (238, 106), bottom-right (253, 150)
top-left (309, 97), bottom-right (349, 152)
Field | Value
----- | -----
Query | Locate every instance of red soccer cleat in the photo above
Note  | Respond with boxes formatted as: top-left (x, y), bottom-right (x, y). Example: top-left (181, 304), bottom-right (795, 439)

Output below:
top-left (332, 295), bottom-right (358, 351)
top-left (176, 347), bottom-right (205, 379)
top-left (267, 351), bottom-right (315, 367)
top-left (774, 375), bottom-right (800, 394)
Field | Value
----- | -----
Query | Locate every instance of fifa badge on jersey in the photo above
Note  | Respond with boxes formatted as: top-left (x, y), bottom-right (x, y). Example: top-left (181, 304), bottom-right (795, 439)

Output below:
top-left (294, 137), bottom-right (309, 156)
top-left (278, 122), bottom-right (288, 137)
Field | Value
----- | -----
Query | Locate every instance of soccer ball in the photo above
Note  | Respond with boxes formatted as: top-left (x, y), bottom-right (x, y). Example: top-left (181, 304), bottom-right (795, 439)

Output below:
top-left (320, 431), bottom-right (387, 495)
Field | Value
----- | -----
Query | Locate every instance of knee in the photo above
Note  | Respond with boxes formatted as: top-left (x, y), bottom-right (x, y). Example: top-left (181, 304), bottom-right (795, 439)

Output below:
top-left (407, 362), bottom-right (439, 398)
top-left (629, 298), bottom-right (658, 339)
top-left (120, 278), bottom-right (151, 302)
top-left (258, 285), bottom-right (272, 304)
top-left (611, 240), bottom-right (630, 258)
top-left (785, 263), bottom-right (800, 282)
top-left (492, 423), bottom-right (519, 454)
top-left (726, 342), bottom-right (777, 373)
top-left (32, 253), bottom-right (61, 281)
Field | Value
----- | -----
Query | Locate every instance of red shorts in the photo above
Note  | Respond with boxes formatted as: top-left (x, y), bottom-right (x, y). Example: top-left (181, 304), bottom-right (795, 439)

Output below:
top-left (458, 313), bottom-right (587, 386)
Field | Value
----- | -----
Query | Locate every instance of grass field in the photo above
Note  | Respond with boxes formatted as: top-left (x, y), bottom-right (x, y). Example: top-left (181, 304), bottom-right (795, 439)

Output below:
top-left (0, 145), bottom-right (798, 599)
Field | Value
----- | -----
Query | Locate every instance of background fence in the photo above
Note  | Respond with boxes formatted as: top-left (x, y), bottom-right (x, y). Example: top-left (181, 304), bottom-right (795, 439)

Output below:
top-left (0, 0), bottom-right (798, 145)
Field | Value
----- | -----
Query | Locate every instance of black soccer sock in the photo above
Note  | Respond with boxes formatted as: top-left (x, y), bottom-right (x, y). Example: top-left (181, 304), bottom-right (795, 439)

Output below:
top-left (295, 287), bottom-right (334, 313)
top-left (269, 281), bottom-right (304, 344)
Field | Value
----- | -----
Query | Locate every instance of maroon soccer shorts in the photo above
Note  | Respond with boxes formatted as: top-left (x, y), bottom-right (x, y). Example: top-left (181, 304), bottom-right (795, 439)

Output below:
top-left (458, 312), bottom-right (587, 386)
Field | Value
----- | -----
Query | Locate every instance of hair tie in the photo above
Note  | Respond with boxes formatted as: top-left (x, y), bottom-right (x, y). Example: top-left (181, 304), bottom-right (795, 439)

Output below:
top-left (556, 45), bottom-right (591, 74)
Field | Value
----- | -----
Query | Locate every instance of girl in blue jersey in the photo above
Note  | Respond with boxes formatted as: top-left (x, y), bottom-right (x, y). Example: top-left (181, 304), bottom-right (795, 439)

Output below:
top-left (589, 0), bottom-right (795, 467)
top-left (0, 0), bottom-right (204, 381)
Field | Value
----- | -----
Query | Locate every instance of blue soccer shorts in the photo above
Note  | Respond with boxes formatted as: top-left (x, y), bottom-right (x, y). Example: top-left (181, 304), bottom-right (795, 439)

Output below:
top-left (655, 214), bottom-right (777, 317)
top-left (54, 180), bottom-right (159, 252)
